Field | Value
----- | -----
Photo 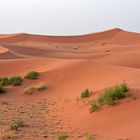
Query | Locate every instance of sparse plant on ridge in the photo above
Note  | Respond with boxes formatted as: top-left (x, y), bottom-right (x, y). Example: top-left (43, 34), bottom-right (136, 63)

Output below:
top-left (90, 82), bottom-right (130, 112)
top-left (81, 89), bottom-right (90, 99)
top-left (8, 76), bottom-right (23, 86)
top-left (90, 101), bottom-right (99, 112)
top-left (25, 71), bottom-right (39, 80)
top-left (0, 77), bottom-right (10, 86)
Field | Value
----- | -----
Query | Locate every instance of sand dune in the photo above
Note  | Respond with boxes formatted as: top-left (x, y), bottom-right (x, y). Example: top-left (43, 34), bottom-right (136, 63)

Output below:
top-left (0, 28), bottom-right (140, 140)
top-left (0, 28), bottom-right (139, 44)
top-left (0, 28), bottom-right (123, 43)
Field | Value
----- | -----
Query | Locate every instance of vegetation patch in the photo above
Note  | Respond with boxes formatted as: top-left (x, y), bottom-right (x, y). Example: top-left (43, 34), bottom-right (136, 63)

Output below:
top-left (0, 77), bottom-right (10, 86)
top-left (0, 76), bottom-right (23, 86)
top-left (90, 101), bottom-right (99, 112)
top-left (0, 85), bottom-right (6, 93)
top-left (90, 82), bottom-right (130, 112)
top-left (35, 83), bottom-right (46, 91)
top-left (57, 133), bottom-right (68, 140)
top-left (81, 89), bottom-right (90, 99)
top-left (25, 71), bottom-right (39, 80)
top-left (8, 76), bottom-right (23, 86)
top-left (10, 120), bottom-right (24, 130)
top-left (83, 132), bottom-right (95, 140)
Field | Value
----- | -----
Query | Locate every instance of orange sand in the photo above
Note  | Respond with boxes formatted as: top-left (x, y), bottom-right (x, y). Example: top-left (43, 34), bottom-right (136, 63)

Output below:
top-left (0, 28), bottom-right (140, 140)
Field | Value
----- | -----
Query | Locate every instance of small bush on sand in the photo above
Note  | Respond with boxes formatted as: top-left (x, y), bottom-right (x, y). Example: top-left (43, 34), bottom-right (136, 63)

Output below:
top-left (90, 101), bottom-right (99, 112)
top-left (25, 71), bottom-right (39, 80)
top-left (0, 85), bottom-right (5, 93)
top-left (81, 89), bottom-right (90, 99)
top-left (90, 82), bottom-right (129, 112)
top-left (8, 76), bottom-right (23, 86)
top-left (84, 132), bottom-right (95, 140)
top-left (120, 82), bottom-right (129, 92)
top-left (57, 133), bottom-right (68, 140)
top-left (0, 76), bottom-right (23, 86)
top-left (10, 120), bottom-right (24, 130)
top-left (35, 83), bottom-right (46, 91)
top-left (0, 77), bottom-right (10, 86)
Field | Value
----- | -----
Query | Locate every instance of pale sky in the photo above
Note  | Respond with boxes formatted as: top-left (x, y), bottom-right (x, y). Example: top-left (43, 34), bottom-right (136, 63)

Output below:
top-left (0, 0), bottom-right (139, 35)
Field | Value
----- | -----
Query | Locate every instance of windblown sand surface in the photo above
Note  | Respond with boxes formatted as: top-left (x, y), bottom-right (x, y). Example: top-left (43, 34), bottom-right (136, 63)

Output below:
top-left (0, 28), bottom-right (140, 140)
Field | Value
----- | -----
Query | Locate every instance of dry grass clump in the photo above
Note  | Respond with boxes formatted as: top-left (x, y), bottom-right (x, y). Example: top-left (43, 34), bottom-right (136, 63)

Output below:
top-left (0, 85), bottom-right (5, 93)
top-left (0, 130), bottom-right (18, 139)
top-left (57, 133), bottom-right (68, 140)
top-left (35, 83), bottom-right (46, 91)
top-left (23, 83), bottom-right (46, 95)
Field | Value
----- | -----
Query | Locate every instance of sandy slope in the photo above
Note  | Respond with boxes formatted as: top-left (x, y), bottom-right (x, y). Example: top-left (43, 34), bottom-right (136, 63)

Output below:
top-left (0, 28), bottom-right (140, 140)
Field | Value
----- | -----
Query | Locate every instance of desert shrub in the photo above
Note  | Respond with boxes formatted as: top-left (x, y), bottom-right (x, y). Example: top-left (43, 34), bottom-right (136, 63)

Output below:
top-left (102, 88), bottom-right (116, 105)
top-left (10, 120), bottom-right (24, 130)
top-left (120, 82), bottom-right (128, 92)
top-left (106, 96), bottom-right (116, 106)
top-left (35, 83), bottom-right (46, 91)
top-left (25, 71), bottom-right (39, 80)
top-left (97, 94), bottom-right (106, 106)
top-left (57, 133), bottom-right (68, 140)
top-left (90, 82), bottom-right (129, 112)
top-left (0, 85), bottom-right (5, 93)
top-left (8, 76), bottom-right (22, 86)
top-left (81, 89), bottom-right (90, 99)
top-left (90, 101), bottom-right (99, 112)
top-left (0, 76), bottom-right (23, 86)
top-left (113, 84), bottom-right (126, 99)
top-left (0, 77), bottom-right (10, 86)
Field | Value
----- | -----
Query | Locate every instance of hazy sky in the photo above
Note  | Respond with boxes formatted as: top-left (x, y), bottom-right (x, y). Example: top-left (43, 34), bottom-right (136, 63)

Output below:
top-left (0, 0), bottom-right (140, 35)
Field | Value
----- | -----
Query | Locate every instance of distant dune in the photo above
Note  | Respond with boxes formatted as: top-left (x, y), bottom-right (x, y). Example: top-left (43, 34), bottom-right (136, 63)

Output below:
top-left (0, 28), bottom-right (140, 140)
top-left (0, 28), bottom-right (139, 43)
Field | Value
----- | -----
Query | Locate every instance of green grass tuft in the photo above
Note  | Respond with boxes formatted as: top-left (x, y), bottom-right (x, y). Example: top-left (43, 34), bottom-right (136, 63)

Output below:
top-left (8, 76), bottom-right (23, 86)
top-left (10, 120), bottom-right (24, 130)
top-left (90, 101), bottom-right (99, 112)
top-left (25, 71), bottom-right (39, 80)
top-left (81, 89), bottom-right (90, 99)
top-left (57, 133), bottom-right (68, 140)
top-left (0, 77), bottom-right (10, 86)
top-left (90, 82), bottom-right (129, 112)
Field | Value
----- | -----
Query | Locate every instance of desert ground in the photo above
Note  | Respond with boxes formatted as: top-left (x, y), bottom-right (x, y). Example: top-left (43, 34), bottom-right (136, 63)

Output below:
top-left (0, 28), bottom-right (140, 140)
